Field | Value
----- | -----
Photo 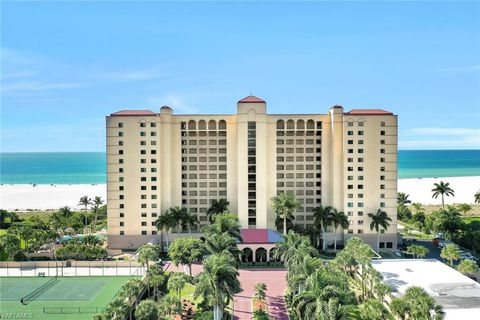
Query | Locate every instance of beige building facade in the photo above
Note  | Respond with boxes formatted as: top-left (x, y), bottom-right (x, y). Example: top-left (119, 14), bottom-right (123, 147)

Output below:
top-left (106, 96), bottom-right (398, 251)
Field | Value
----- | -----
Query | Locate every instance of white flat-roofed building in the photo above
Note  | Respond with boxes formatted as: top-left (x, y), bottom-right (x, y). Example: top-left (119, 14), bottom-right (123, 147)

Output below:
top-left (372, 259), bottom-right (480, 320)
top-left (106, 96), bottom-right (398, 252)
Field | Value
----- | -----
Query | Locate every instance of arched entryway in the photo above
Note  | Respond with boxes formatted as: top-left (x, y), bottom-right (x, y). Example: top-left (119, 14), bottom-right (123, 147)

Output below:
top-left (269, 248), bottom-right (281, 262)
top-left (241, 248), bottom-right (253, 263)
top-left (255, 247), bottom-right (268, 263)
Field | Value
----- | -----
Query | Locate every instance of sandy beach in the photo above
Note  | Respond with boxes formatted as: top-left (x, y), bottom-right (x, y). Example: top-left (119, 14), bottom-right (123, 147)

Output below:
top-left (0, 184), bottom-right (107, 210)
top-left (1, 176), bottom-right (479, 210)
top-left (398, 176), bottom-right (480, 205)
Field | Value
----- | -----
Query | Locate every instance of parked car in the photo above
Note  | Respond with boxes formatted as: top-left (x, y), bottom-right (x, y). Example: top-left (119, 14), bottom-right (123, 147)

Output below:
top-left (461, 252), bottom-right (478, 261)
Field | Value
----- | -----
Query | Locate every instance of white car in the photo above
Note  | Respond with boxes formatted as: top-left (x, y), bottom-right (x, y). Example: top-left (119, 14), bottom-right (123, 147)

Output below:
top-left (461, 253), bottom-right (478, 261)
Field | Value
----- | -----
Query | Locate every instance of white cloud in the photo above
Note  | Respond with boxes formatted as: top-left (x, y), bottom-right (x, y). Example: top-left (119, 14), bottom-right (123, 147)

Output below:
top-left (2, 81), bottom-right (86, 94)
top-left (400, 127), bottom-right (480, 149)
top-left (97, 68), bottom-right (167, 81)
top-left (439, 64), bottom-right (480, 72)
top-left (146, 94), bottom-right (199, 114)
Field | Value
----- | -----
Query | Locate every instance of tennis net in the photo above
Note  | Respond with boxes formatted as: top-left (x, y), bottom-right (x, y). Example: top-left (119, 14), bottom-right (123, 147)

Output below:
top-left (20, 276), bottom-right (58, 305)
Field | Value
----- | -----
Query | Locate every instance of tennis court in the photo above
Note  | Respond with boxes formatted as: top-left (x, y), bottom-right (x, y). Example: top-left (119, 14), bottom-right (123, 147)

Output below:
top-left (0, 276), bottom-right (136, 320)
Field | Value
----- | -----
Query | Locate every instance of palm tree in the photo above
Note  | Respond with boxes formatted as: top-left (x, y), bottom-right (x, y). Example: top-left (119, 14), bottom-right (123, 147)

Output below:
top-left (254, 282), bottom-right (267, 302)
top-left (0, 233), bottom-right (21, 260)
top-left (58, 206), bottom-right (73, 219)
top-left (118, 278), bottom-right (143, 304)
top-left (272, 192), bottom-right (302, 236)
top-left (291, 268), bottom-right (355, 320)
top-left (432, 181), bottom-right (455, 209)
top-left (475, 190), bottom-right (480, 204)
top-left (330, 209), bottom-right (349, 252)
top-left (357, 299), bottom-right (390, 320)
top-left (287, 255), bottom-right (322, 294)
top-left (183, 212), bottom-right (198, 233)
top-left (403, 286), bottom-right (444, 320)
top-left (167, 273), bottom-right (187, 299)
top-left (202, 212), bottom-right (242, 242)
top-left (91, 196), bottom-right (104, 226)
top-left (204, 233), bottom-right (241, 263)
top-left (137, 245), bottom-right (159, 269)
top-left (194, 253), bottom-right (241, 320)
top-left (313, 205), bottom-right (333, 251)
top-left (104, 297), bottom-right (130, 320)
top-left (457, 259), bottom-right (479, 276)
top-left (411, 202), bottom-right (424, 215)
top-left (134, 299), bottom-right (159, 320)
top-left (367, 209), bottom-right (392, 252)
top-left (316, 297), bottom-right (351, 320)
top-left (456, 203), bottom-right (472, 216)
top-left (440, 243), bottom-right (461, 266)
top-left (169, 206), bottom-right (188, 234)
top-left (147, 265), bottom-right (167, 300)
top-left (207, 198), bottom-right (230, 223)
top-left (78, 196), bottom-right (91, 227)
top-left (397, 192), bottom-right (411, 206)
top-left (274, 231), bottom-right (318, 270)
top-left (155, 211), bottom-right (175, 249)
top-left (389, 298), bottom-right (410, 320)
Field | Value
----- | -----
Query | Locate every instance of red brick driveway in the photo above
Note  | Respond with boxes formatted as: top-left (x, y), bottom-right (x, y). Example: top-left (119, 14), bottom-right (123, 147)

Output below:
top-left (164, 263), bottom-right (289, 320)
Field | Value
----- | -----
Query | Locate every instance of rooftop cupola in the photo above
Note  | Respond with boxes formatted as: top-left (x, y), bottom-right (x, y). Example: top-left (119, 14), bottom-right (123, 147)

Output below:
top-left (160, 105), bottom-right (173, 115)
top-left (237, 95), bottom-right (266, 114)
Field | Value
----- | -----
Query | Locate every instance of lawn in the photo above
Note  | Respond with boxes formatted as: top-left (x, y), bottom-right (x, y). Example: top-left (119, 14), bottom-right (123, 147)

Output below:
top-left (0, 276), bottom-right (137, 320)
top-left (462, 216), bottom-right (480, 224)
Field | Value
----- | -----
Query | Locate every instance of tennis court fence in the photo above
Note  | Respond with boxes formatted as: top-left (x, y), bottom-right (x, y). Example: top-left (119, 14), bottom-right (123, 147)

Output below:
top-left (20, 276), bottom-right (58, 305)
top-left (0, 260), bottom-right (145, 277)
top-left (43, 306), bottom-right (102, 314)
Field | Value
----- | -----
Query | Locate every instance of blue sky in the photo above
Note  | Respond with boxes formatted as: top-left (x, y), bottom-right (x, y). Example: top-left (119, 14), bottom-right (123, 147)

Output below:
top-left (1, 1), bottom-right (479, 152)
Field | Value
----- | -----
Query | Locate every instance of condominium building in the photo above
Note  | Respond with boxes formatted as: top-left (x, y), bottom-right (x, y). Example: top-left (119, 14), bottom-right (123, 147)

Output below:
top-left (106, 96), bottom-right (398, 252)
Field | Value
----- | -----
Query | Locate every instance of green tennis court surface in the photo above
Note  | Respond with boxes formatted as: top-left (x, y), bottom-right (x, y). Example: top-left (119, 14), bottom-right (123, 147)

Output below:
top-left (0, 276), bottom-right (137, 320)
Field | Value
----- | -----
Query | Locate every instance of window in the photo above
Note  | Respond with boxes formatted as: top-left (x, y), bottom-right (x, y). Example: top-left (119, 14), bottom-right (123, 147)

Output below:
top-left (119, 132), bottom-right (123, 137)
top-left (120, 231), bottom-right (124, 235)
top-left (358, 131), bottom-right (364, 135)
top-left (347, 131), bottom-right (354, 135)
top-left (380, 130), bottom-right (385, 136)
top-left (140, 131), bottom-right (146, 136)
top-left (380, 202), bottom-right (386, 208)
top-left (150, 122), bottom-right (156, 127)
top-left (118, 123), bottom-right (123, 128)
top-left (140, 122), bottom-right (146, 127)
top-left (348, 140), bottom-right (353, 145)
top-left (358, 121), bottom-right (364, 127)
top-left (381, 121), bottom-right (386, 127)
top-left (119, 141), bottom-right (123, 146)
top-left (141, 231), bottom-right (147, 235)
top-left (151, 132), bottom-right (156, 136)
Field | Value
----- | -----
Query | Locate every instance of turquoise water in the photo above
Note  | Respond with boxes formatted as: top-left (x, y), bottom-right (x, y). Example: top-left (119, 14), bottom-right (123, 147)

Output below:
top-left (398, 150), bottom-right (480, 179)
top-left (0, 152), bottom-right (106, 184)
top-left (0, 150), bottom-right (479, 184)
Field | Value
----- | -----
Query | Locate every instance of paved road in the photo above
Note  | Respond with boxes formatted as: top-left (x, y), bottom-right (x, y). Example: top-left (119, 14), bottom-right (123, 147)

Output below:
top-left (403, 239), bottom-right (472, 267)
top-left (233, 269), bottom-right (288, 320)
top-left (165, 263), bottom-right (289, 320)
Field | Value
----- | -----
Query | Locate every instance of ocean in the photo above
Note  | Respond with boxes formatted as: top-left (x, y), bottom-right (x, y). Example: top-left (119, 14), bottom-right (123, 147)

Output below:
top-left (0, 150), bottom-right (479, 184)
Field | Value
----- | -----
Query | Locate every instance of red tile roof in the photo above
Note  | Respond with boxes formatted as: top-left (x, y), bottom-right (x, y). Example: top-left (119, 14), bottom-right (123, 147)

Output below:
top-left (238, 95), bottom-right (265, 103)
top-left (110, 110), bottom-right (158, 116)
top-left (345, 109), bottom-right (393, 115)
top-left (240, 229), bottom-right (283, 244)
